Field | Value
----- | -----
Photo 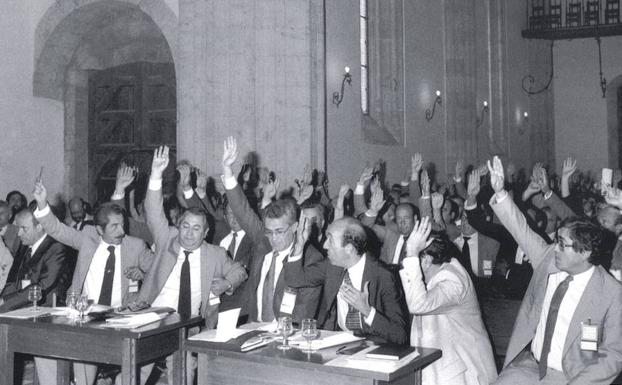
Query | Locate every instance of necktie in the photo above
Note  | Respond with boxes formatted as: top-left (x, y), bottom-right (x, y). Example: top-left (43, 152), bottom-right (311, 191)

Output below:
top-left (459, 237), bottom-right (475, 277)
top-left (343, 271), bottom-right (363, 331)
top-left (178, 250), bottom-right (192, 319)
top-left (73, 222), bottom-right (80, 230)
top-left (397, 235), bottom-right (408, 264)
top-left (539, 275), bottom-right (574, 379)
top-left (261, 251), bottom-right (279, 322)
top-left (98, 246), bottom-right (116, 306)
top-left (227, 232), bottom-right (238, 259)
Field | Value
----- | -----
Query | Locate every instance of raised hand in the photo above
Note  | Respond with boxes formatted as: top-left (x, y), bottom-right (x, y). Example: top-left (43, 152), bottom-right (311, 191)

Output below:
top-left (115, 163), bottom-right (137, 193)
top-left (196, 169), bottom-right (208, 191)
top-left (151, 146), bottom-right (170, 179)
top-left (297, 184), bottom-right (314, 205)
top-left (536, 166), bottom-right (551, 194)
top-left (292, 215), bottom-right (311, 256)
top-left (455, 160), bottom-right (464, 181)
top-left (411, 153), bottom-right (423, 180)
top-left (467, 169), bottom-right (481, 200)
top-left (33, 180), bottom-right (48, 210)
top-left (358, 166), bottom-right (374, 185)
top-left (337, 184), bottom-right (350, 207)
top-left (605, 185), bottom-right (622, 209)
top-left (405, 216), bottom-right (433, 257)
top-left (264, 177), bottom-right (280, 201)
top-left (420, 169), bottom-right (430, 197)
top-left (370, 175), bottom-right (381, 195)
top-left (562, 157), bottom-right (577, 179)
top-left (177, 164), bottom-right (192, 189)
top-left (222, 136), bottom-right (239, 169)
top-left (477, 163), bottom-right (489, 176)
top-left (302, 164), bottom-right (313, 187)
top-left (369, 187), bottom-right (385, 213)
top-left (487, 156), bottom-right (504, 193)
top-left (431, 192), bottom-right (444, 210)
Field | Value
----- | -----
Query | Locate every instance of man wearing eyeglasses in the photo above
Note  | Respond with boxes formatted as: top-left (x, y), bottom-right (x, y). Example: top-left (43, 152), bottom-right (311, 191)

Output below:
top-left (221, 137), bottom-right (323, 325)
top-left (487, 156), bottom-right (622, 385)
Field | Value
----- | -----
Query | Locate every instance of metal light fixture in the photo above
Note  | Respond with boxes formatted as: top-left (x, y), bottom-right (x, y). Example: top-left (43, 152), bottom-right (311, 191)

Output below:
top-left (476, 101), bottom-right (489, 127)
top-left (332, 66), bottom-right (352, 107)
top-left (523, 111), bottom-right (529, 121)
top-left (425, 90), bottom-right (442, 121)
top-left (519, 111), bottom-right (529, 135)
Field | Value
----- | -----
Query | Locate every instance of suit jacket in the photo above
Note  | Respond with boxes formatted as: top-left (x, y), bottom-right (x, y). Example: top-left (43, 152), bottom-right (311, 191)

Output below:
top-left (226, 181), bottom-right (322, 324)
top-left (360, 214), bottom-right (403, 265)
top-left (0, 235), bottom-right (68, 311)
top-left (284, 254), bottom-right (408, 345)
top-left (214, 230), bottom-right (254, 312)
top-left (1, 224), bottom-right (20, 257)
top-left (400, 258), bottom-right (497, 385)
top-left (491, 192), bottom-right (622, 384)
top-left (136, 183), bottom-right (247, 328)
top-left (37, 209), bottom-right (154, 306)
top-left (0, 238), bottom-right (12, 293)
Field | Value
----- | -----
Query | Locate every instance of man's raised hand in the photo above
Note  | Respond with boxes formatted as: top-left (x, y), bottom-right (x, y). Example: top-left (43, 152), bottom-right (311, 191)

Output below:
top-left (358, 166), bottom-right (374, 186)
top-left (177, 164), bottom-right (192, 190)
top-left (562, 157), bottom-right (577, 179)
top-left (222, 136), bottom-right (239, 169)
top-left (405, 216), bottom-right (433, 258)
top-left (115, 163), bottom-right (137, 193)
top-left (33, 180), bottom-right (48, 210)
top-left (151, 146), bottom-right (169, 179)
top-left (411, 153), bottom-right (423, 180)
top-left (487, 156), bottom-right (504, 193)
top-left (467, 169), bottom-right (481, 200)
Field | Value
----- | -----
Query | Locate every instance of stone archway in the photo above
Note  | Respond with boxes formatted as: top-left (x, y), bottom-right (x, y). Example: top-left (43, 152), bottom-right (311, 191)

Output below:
top-left (33, 0), bottom-right (178, 201)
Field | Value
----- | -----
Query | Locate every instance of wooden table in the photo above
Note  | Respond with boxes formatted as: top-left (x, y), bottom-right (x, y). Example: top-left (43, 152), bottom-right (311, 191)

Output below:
top-left (185, 336), bottom-right (441, 385)
top-left (0, 311), bottom-right (203, 385)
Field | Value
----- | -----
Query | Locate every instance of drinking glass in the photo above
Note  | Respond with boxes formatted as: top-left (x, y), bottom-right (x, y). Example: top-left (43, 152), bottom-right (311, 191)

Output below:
top-left (75, 295), bottom-right (90, 322)
top-left (277, 316), bottom-right (293, 351)
top-left (66, 291), bottom-right (79, 318)
top-left (301, 318), bottom-right (319, 353)
top-left (27, 285), bottom-right (42, 312)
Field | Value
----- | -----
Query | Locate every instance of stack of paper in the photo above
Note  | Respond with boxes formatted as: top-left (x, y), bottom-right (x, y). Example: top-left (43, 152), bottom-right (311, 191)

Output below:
top-left (102, 312), bottom-right (163, 328)
top-left (289, 331), bottom-right (364, 350)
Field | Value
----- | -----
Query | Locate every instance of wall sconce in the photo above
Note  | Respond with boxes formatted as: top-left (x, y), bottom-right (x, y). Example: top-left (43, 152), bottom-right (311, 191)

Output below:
top-left (425, 90), bottom-right (442, 121)
top-left (475, 101), bottom-right (489, 127)
top-left (519, 111), bottom-right (529, 135)
top-left (523, 111), bottom-right (529, 121)
top-left (332, 66), bottom-right (352, 107)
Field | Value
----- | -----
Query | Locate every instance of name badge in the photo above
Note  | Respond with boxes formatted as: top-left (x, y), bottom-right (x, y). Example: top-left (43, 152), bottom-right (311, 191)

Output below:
top-left (279, 287), bottom-right (296, 315)
top-left (209, 292), bottom-right (221, 306)
top-left (129, 280), bottom-right (139, 293)
top-left (580, 320), bottom-right (599, 351)
top-left (21, 279), bottom-right (31, 289)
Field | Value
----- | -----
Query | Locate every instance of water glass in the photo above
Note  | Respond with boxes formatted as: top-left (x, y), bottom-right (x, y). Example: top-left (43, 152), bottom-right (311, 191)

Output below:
top-left (27, 285), bottom-right (42, 312)
top-left (277, 316), bottom-right (293, 351)
top-left (301, 318), bottom-right (319, 353)
top-left (75, 295), bottom-right (90, 322)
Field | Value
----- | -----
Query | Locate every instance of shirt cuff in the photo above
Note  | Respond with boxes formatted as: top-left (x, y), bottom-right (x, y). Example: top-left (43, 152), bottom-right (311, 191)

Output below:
top-left (364, 307), bottom-right (376, 326)
top-left (222, 174), bottom-right (238, 190)
top-left (453, 176), bottom-right (462, 183)
top-left (543, 190), bottom-right (553, 200)
top-left (365, 210), bottom-right (378, 218)
top-left (196, 189), bottom-right (207, 200)
top-left (288, 253), bottom-right (303, 263)
top-left (494, 190), bottom-right (509, 203)
top-left (181, 188), bottom-right (193, 200)
top-left (111, 192), bottom-right (125, 201)
top-left (400, 181), bottom-right (409, 187)
top-left (354, 183), bottom-right (364, 195)
top-left (464, 201), bottom-right (477, 211)
top-left (34, 204), bottom-right (51, 219)
top-left (421, 195), bottom-right (430, 200)
top-left (148, 178), bottom-right (162, 191)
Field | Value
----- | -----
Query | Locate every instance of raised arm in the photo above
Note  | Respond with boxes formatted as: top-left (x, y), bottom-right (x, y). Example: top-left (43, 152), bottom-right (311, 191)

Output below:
top-left (353, 166), bottom-right (374, 217)
top-left (560, 157), bottom-right (576, 199)
top-left (144, 146), bottom-right (173, 248)
top-left (536, 165), bottom-right (577, 220)
top-left (33, 181), bottom-right (84, 250)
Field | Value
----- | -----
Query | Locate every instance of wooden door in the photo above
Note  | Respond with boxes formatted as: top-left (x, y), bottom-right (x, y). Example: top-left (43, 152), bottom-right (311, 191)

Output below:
top-left (88, 62), bottom-right (176, 205)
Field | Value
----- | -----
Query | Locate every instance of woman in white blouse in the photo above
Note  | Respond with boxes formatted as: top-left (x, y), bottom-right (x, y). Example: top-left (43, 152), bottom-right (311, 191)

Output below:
top-left (399, 217), bottom-right (497, 385)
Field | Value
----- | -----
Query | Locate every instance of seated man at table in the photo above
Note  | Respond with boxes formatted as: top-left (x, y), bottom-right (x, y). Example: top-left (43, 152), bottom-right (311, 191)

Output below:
top-left (134, 146), bottom-right (247, 385)
top-left (32, 180), bottom-right (154, 385)
top-left (284, 216), bottom-right (408, 345)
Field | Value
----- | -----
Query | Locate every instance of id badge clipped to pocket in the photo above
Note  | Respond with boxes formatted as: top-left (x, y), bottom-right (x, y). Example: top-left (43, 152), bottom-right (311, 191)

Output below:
top-left (279, 287), bottom-right (297, 316)
top-left (580, 319), bottom-right (599, 352)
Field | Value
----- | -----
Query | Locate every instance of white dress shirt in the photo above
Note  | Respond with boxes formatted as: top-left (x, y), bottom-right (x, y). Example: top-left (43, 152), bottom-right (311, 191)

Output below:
top-left (256, 242), bottom-right (293, 322)
top-left (392, 235), bottom-right (406, 264)
top-left (83, 242), bottom-right (123, 308)
top-left (29, 234), bottom-right (48, 256)
top-left (219, 230), bottom-right (246, 259)
top-left (151, 247), bottom-right (202, 315)
top-left (532, 266), bottom-right (595, 371)
top-left (337, 254), bottom-right (376, 331)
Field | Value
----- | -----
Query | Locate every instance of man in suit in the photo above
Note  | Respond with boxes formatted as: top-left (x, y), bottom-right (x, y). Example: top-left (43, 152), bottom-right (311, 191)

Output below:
top-left (32, 180), bottom-right (155, 385)
top-left (0, 201), bottom-right (20, 257)
top-left (222, 137), bottom-right (323, 325)
top-left (135, 146), bottom-right (247, 385)
top-left (0, 209), bottom-right (68, 311)
top-left (0, 237), bottom-right (12, 294)
top-left (488, 156), bottom-right (622, 385)
top-left (68, 197), bottom-right (94, 230)
top-left (284, 216), bottom-right (408, 345)
top-left (362, 202), bottom-right (417, 266)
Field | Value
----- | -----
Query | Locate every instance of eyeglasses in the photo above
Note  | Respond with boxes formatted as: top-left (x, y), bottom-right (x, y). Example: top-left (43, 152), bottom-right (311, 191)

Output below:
top-left (263, 224), bottom-right (292, 238)
top-left (555, 237), bottom-right (574, 249)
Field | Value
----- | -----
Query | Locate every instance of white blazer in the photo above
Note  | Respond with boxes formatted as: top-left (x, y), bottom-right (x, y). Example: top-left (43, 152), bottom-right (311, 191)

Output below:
top-left (400, 257), bottom-right (497, 385)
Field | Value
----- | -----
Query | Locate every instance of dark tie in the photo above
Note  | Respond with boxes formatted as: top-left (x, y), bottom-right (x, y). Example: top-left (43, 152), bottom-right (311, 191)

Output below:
top-left (178, 250), bottom-right (192, 319)
top-left (73, 222), bottom-right (80, 230)
top-left (343, 271), bottom-right (363, 331)
top-left (227, 232), bottom-right (238, 259)
top-left (459, 237), bottom-right (475, 277)
top-left (261, 251), bottom-right (279, 322)
top-left (98, 246), bottom-right (116, 306)
top-left (539, 275), bottom-right (574, 379)
top-left (397, 235), bottom-right (408, 264)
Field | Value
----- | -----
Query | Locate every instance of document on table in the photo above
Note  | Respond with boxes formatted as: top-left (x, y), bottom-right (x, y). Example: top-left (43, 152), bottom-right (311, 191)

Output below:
top-left (189, 308), bottom-right (248, 342)
top-left (289, 330), bottom-right (364, 350)
top-left (0, 306), bottom-right (53, 319)
top-left (326, 345), bottom-right (420, 373)
top-left (101, 312), bottom-right (164, 328)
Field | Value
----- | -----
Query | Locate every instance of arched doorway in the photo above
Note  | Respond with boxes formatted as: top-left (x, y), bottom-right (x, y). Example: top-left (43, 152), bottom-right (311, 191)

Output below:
top-left (33, 0), bottom-right (178, 204)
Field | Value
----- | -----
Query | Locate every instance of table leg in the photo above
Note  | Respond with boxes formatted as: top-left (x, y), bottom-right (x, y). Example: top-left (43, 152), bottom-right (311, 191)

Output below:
top-left (0, 325), bottom-right (13, 385)
top-left (172, 327), bottom-right (187, 385)
top-left (414, 369), bottom-right (422, 385)
top-left (121, 338), bottom-right (137, 385)
top-left (56, 360), bottom-right (71, 385)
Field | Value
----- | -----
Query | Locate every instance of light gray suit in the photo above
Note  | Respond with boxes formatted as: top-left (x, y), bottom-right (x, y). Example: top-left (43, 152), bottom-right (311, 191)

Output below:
top-left (491, 192), bottom-right (622, 384)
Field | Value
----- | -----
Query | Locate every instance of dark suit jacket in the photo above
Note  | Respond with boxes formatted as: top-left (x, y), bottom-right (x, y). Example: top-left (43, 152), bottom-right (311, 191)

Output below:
top-left (226, 181), bottom-right (322, 324)
top-left (283, 255), bottom-right (408, 345)
top-left (137, 182), bottom-right (247, 328)
top-left (215, 230), bottom-right (254, 312)
top-left (1, 224), bottom-right (20, 257)
top-left (0, 235), bottom-right (68, 311)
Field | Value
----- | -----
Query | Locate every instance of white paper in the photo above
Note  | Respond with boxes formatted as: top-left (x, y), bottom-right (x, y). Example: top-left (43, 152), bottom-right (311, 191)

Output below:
top-left (103, 312), bottom-right (163, 328)
top-left (289, 331), bottom-right (364, 350)
top-left (326, 346), bottom-right (420, 373)
top-left (215, 308), bottom-right (241, 341)
top-left (188, 328), bottom-right (251, 342)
